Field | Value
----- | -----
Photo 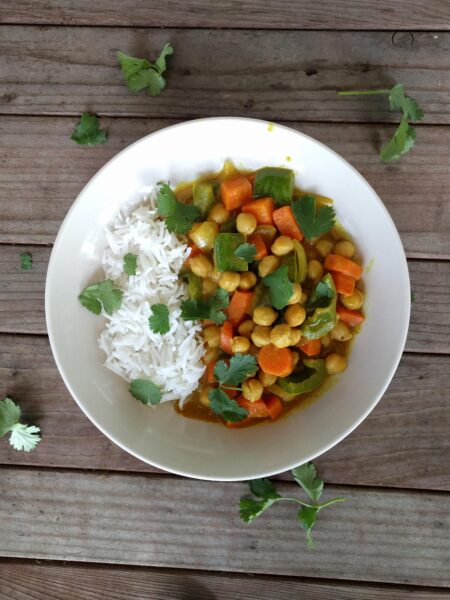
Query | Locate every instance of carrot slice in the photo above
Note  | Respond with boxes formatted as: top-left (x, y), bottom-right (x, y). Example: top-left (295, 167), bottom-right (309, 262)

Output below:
top-left (238, 396), bottom-right (270, 418)
top-left (205, 360), bottom-right (217, 383)
top-left (272, 206), bottom-right (303, 241)
top-left (241, 197), bottom-right (275, 225)
top-left (299, 339), bottom-right (321, 357)
top-left (226, 416), bottom-right (254, 428)
top-left (246, 173), bottom-right (256, 185)
top-left (331, 272), bottom-right (355, 297)
top-left (220, 320), bottom-right (234, 354)
top-left (258, 344), bottom-right (294, 377)
top-left (324, 254), bottom-right (363, 280)
top-left (264, 395), bottom-right (284, 420)
top-left (247, 233), bottom-right (268, 261)
top-left (337, 304), bottom-right (365, 327)
top-left (228, 290), bottom-right (254, 327)
top-left (224, 388), bottom-right (239, 399)
top-left (220, 176), bottom-right (253, 211)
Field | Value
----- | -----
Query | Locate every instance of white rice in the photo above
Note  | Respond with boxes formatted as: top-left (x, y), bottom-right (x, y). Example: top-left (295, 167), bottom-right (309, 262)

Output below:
top-left (97, 190), bottom-right (205, 404)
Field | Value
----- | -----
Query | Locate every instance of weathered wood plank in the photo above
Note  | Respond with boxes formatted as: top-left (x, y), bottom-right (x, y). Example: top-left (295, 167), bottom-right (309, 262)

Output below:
top-left (1, 117), bottom-right (449, 258)
top-left (1, 0), bottom-right (449, 30)
top-left (2, 244), bottom-right (448, 354)
top-left (0, 28), bottom-right (448, 123)
top-left (1, 561), bottom-right (448, 600)
top-left (1, 334), bottom-right (449, 490)
top-left (1, 468), bottom-right (449, 585)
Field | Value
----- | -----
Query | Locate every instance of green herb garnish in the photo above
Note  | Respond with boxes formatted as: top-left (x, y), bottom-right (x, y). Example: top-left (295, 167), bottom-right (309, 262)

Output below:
top-left (70, 112), bottom-right (107, 146)
top-left (411, 292), bottom-right (416, 303)
top-left (234, 243), bottom-right (257, 263)
top-left (129, 379), bottom-right (162, 405)
top-left (148, 303), bottom-right (170, 334)
top-left (123, 252), bottom-right (138, 276)
top-left (0, 397), bottom-right (41, 452)
top-left (263, 265), bottom-right (294, 310)
top-left (292, 195), bottom-right (335, 242)
top-left (240, 462), bottom-right (345, 549)
top-left (181, 288), bottom-right (229, 325)
top-left (156, 183), bottom-right (200, 235)
top-left (78, 279), bottom-right (123, 315)
top-left (117, 43), bottom-right (173, 97)
top-left (208, 389), bottom-right (248, 423)
top-left (19, 252), bottom-right (33, 271)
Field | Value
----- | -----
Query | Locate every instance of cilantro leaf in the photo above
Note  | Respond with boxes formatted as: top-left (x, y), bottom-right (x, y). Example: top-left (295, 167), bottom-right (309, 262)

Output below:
top-left (208, 388), bottom-right (248, 422)
top-left (123, 253), bottom-right (138, 276)
top-left (0, 397), bottom-right (41, 452)
top-left (249, 478), bottom-right (280, 499)
top-left (129, 379), bottom-right (162, 405)
top-left (306, 279), bottom-right (334, 312)
top-left (411, 292), bottom-right (416, 303)
top-left (214, 354), bottom-right (258, 386)
top-left (19, 252), bottom-right (33, 271)
top-left (263, 265), bottom-right (293, 310)
top-left (292, 195), bottom-right (335, 241)
top-left (239, 497), bottom-right (276, 522)
top-left (148, 303), bottom-right (170, 334)
top-left (156, 183), bottom-right (200, 234)
top-left (181, 288), bottom-right (229, 325)
top-left (297, 506), bottom-right (319, 549)
top-left (291, 463), bottom-right (324, 503)
top-left (389, 83), bottom-right (423, 122)
top-left (235, 243), bottom-right (257, 263)
top-left (79, 279), bottom-right (123, 316)
top-left (117, 43), bottom-right (173, 97)
top-left (70, 112), bottom-right (107, 146)
top-left (380, 117), bottom-right (416, 163)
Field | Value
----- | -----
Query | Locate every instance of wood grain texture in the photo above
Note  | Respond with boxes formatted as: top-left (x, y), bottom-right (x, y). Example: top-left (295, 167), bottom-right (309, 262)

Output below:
top-left (1, 117), bottom-right (449, 258)
top-left (1, 334), bottom-right (449, 490)
top-left (0, 28), bottom-right (448, 123)
top-left (1, 468), bottom-right (450, 586)
top-left (1, 0), bottom-right (450, 30)
top-left (1, 561), bottom-right (449, 600)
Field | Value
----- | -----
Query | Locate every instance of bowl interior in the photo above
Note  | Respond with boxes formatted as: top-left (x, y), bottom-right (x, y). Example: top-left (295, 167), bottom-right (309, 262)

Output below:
top-left (46, 118), bottom-right (410, 480)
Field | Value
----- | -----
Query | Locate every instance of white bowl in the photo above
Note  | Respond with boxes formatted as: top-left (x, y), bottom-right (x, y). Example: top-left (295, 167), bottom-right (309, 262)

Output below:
top-left (46, 117), bottom-right (410, 481)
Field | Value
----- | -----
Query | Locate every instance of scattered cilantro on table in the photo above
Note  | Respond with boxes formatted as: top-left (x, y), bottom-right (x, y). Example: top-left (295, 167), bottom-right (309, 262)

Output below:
top-left (19, 251), bottom-right (33, 271)
top-left (123, 252), bottom-right (138, 276)
top-left (181, 288), bottom-right (229, 325)
top-left (129, 379), bottom-right (162, 405)
top-left (0, 397), bottom-right (41, 452)
top-left (117, 43), bottom-right (173, 97)
top-left (235, 243), bottom-right (257, 263)
top-left (148, 303), bottom-right (170, 334)
top-left (70, 112), bottom-right (107, 146)
top-left (411, 292), bottom-right (416, 303)
top-left (338, 83), bottom-right (424, 162)
top-left (240, 462), bottom-right (345, 549)
top-left (78, 279), bottom-right (123, 315)
top-left (156, 183), bottom-right (200, 234)
top-left (263, 265), bottom-right (294, 310)
top-left (292, 195), bottom-right (335, 242)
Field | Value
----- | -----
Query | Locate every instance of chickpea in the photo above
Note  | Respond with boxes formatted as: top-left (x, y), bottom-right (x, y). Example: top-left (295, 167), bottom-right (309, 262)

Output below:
top-left (209, 203), bottom-right (230, 225)
top-left (292, 351), bottom-right (300, 367)
top-left (284, 304), bottom-right (306, 327)
top-left (258, 370), bottom-right (277, 387)
top-left (307, 259), bottom-right (323, 281)
top-left (315, 239), bottom-right (334, 258)
top-left (238, 319), bottom-right (255, 338)
top-left (202, 277), bottom-right (218, 296)
top-left (231, 336), bottom-right (251, 354)
top-left (321, 333), bottom-right (332, 348)
top-left (253, 306), bottom-right (278, 326)
top-left (270, 324), bottom-right (292, 348)
top-left (236, 213), bottom-right (257, 235)
top-left (271, 235), bottom-right (294, 256)
top-left (299, 291), bottom-right (308, 306)
top-left (289, 328), bottom-right (302, 346)
top-left (331, 321), bottom-right (352, 342)
top-left (198, 386), bottom-right (211, 408)
top-left (251, 325), bottom-right (271, 347)
top-left (239, 271), bottom-right (257, 290)
top-left (209, 269), bottom-right (221, 282)
top-left (334, 240), bottom-right (355, 259)
top-left (325, 353), bottom-right (347, 375)
top-left (203, 325), bottom-right (221, 348)
top-left (341, 288), bottom-right (364, 310)
top-left (258, 255), bottom-right (280, 278)
top-left (204, 346), bottom-right (219, 363)
top-left (219, 271), bottom-right (241, 292)
top-left (190, 255), bottom-right (213, 278)
top-left (242, 378), bottom-right (264, 402)
top-left (287, 282), bottom-right (303, 305)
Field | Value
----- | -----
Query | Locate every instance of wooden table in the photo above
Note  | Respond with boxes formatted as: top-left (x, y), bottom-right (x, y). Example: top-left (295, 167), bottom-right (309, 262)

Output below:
top-left (1, 2), bottom-right (449, 598)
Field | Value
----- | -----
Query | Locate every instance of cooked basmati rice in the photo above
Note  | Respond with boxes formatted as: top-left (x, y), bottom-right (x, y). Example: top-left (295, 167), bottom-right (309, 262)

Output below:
top-left (98, 190), bottom-right (205, 405)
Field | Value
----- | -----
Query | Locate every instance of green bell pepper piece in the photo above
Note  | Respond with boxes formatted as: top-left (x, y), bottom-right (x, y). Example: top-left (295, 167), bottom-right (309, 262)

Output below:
top-left (277, 359), bottom-right (326, 395)
top-left (193, 182), bottom-right (215, 217)
top-left (254, 167), bottom-right (295, 206)
top-left (187, 272), bottom-right (203, 300)
top-left (213, 233), bottom-right (248, 272)
top-left (301, 273), bottom-right (337, 340)
top-left (281, 253), bottom-right (296, 281)
top-left (293, 239), bottom-right (307, 283)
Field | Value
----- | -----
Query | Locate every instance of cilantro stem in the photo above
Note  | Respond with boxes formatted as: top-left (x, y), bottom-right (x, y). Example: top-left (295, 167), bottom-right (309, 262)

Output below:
top-left (221, 385), bottom-right (242, 392)
top-left (272, 496), bottom-right (346, 510)
top-left (337, 89), bottom-right (390, 96)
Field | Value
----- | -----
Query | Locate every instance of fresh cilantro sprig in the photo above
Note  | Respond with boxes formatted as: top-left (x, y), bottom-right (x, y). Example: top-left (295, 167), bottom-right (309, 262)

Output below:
top-left (306, 280), bottom-right (334, 312)
top-left (70, 112), bottom-right (107, 146)
top-left (78, 279), bottom-right (123, 315)
top-left (123, 252), bottom-right (138, 276)
top-left (263, 265), bottom-right (293, 310)
top-left (208, 354), bottom-right (258, 422)
top-left (292, 195), bottom-right (335, 242)
top-left (181, 288), bottom-right (229, 325)
top-left (148, 303), bottom-right (170, 334)
top-left (117, 43), bottom-right (173, 97)
top-left (0, 397), bottom-right (41, 452)
top-left (129, 379), bottom-right (162, 405)
top-left (235, 243), bottom-right (257, 263)
top-left (156, 183), bottom-right (200, 234)
top-left (240, 462), bottom-right (345, 549)
top-left (19, 252), bottom-right (33, 271)
top-left (338, 84), bottom-right (424, 162)
top-left (411, 292), bottom-right (416, 303)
